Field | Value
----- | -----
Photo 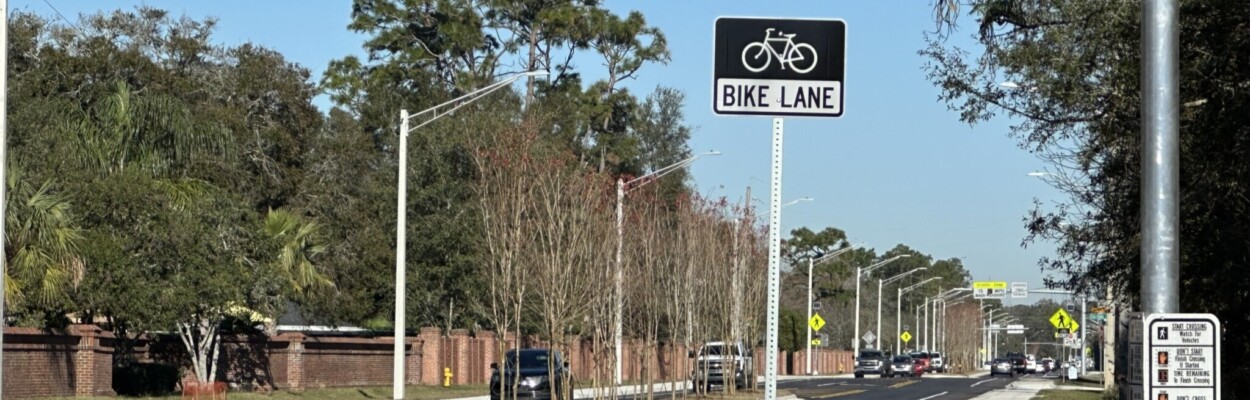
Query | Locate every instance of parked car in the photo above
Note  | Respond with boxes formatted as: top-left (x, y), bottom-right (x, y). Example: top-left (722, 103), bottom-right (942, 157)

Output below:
top-left (490, 349), bottom-right (572, 400)
top-left (989, 358), bottom-right (1014, 377)
top-left (854, 349), bottom-right (890, 378)
top-left (690, 341), bottom-right (754, 391)
top-left (928, 352), bottom-right (946, 373)
top-left (1025, 354), bottom-right (1039, 373)
top-left (908, 351), bottom-right (931, 372)
top-left (889, 355), bottom-right (920, 378)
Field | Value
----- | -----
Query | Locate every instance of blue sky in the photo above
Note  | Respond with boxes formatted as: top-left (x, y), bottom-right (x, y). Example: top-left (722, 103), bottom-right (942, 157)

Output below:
top-left (11, 0), bottom-right (1073, 304)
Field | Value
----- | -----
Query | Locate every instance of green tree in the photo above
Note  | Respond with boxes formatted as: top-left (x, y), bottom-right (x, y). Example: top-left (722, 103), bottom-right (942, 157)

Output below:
top-left (922, 1), bottom-right (1250, 394)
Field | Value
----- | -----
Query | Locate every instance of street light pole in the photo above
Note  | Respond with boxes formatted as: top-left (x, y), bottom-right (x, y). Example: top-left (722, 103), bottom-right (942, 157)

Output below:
top-left (877, 267), bottom-right (927, 350)
top-left (393, 71), bottom-right (546, 399)
top-left (805, 245), bottom-right (856, 374)
top-left (896, 276), bottom-right (941, 354)
top-left (613, 150), bottom-right (720, 384)
top-left (854, 255), bottom-right (910, 359)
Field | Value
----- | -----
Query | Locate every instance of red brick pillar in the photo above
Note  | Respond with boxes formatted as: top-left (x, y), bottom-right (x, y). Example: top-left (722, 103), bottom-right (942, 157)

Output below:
top-left (449, 329), bottom-right (470, 385)
top-left (68, 324), bottom-right (103, 396)
top-left (478, 331), bottom-right (497, 384)
top-left (418, 327), bottom-right (442, 385)
top-left (281, 333), bottom-right (306, 390)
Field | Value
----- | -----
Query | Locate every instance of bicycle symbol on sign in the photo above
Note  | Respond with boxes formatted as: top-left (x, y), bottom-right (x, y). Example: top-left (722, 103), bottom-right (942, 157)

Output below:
top-left (741, 28), bottom-right (818, 74)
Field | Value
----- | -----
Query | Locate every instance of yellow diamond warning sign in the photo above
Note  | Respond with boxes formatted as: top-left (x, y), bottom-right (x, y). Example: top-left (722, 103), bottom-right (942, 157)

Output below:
top-left (900, 331), bottom-right (912, 343)
top-left (1049, 308), bottom-right (1079, 333)
top-left (809, 314), bottom-right (826, 331)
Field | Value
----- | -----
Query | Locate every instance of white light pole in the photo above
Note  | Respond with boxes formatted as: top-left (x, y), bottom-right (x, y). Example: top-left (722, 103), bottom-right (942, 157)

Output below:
top-left (805, 245), bottom-right (858, 374)
top-left (877, 267), bottom-right (927, 350)
top-left (928, 288), bottom-right (966, 354)
top-left (394, 70), bottom-right (547, 399)
top-left (854, 255), bottom-right (910, 358)
top-left (614, 150), bottom-right (720, 384)
top-left (896, 277), bottom-right (941, 354)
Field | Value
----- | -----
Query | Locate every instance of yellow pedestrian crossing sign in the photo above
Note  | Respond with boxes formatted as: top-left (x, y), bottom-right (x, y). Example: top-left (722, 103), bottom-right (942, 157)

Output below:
top-left (1049, 308), bottom-right (1079, 333)
top-left (900, 331), bottom-right (912, 343)
top-left (809, 314), bottom-right (826, 331)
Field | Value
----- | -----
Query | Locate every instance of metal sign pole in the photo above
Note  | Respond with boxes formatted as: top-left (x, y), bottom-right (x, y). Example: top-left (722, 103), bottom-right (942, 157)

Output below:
top-left (1140, 0), bottom-right (1180, 316)
top-left (764, 117), bottom-right (784, 400)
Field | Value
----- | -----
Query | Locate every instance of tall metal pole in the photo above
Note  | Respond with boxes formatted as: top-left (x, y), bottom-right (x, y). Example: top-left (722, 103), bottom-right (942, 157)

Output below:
top-left (1140, 0), bottom-right (1180, 315)
top-left (922, 298), bottom-right (929, 350)
top-left (853, 267), bottom-right (861, 358)
top-left (875, 279), bottom-right (883, 350)
top-left (393, 109), bottom-right (409, 399)
top-left (896, 287), bottom-right (902, 354)
top-left (806, 257), bottom-right (814, 374)
top-left (1079, 297), bottom-right (1087, 372)
top-left (764, 118), bottom-right (784, 399)
top-left (0, 1), bottom-right (8, 396)
top-left (614, 178), bottom-right (625, 385)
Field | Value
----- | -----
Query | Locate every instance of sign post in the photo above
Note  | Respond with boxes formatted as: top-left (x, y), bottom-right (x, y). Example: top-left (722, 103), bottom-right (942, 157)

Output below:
top-left (714, 16), bottom-right (846, 400)
top-left (1145, 313), bottom-right (1220, 400)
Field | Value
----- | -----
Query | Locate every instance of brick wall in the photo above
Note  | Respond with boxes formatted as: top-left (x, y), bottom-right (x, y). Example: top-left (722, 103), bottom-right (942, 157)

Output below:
top-left (1, 325), bottom-right (116, 399)
top-left (3, 325), bottom-right (854, 397)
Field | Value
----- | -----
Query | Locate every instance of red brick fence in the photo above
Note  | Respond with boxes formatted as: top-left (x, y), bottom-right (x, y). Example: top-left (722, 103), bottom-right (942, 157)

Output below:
top-left (2, 325), bottom-right (852, 398)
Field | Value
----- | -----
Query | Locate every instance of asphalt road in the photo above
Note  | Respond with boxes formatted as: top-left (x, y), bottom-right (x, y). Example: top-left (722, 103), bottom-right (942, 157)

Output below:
top-left (622, 374), bottom-right (1029, 400)
top-left (776, 375), bottom-right (1016, 400)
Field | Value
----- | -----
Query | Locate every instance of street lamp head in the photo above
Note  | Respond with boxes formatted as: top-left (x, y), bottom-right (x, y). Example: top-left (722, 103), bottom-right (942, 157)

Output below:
top-left (521, 70), bottom-right (550, 77)
top-left (1000, 81), bottom-right (1021, 89)
top-left (1027, 171), bottom-right (1050, 177)
top-left (703, 150), bottom-right (723, 156)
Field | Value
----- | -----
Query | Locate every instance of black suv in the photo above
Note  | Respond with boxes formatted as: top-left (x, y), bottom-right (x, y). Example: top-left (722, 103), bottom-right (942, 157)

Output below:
top-left (854, 349), bottom-right (889, 378)
top-left (490, 349), bottom-right (573, 400)
top-left (1005, 351), bottom-right (1028, 376)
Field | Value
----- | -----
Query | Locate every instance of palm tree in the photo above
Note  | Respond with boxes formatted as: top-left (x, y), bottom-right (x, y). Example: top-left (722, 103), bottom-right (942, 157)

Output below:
top-left (3, 166), bottom-right (85, 313)
top-left (262, 208), bottom-right (332, 293)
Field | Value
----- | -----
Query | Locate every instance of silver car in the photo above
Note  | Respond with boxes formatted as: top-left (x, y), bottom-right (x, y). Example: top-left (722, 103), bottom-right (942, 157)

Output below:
top-left (989, 357), bottom-right (1014, 377)
top-left (889, 355), bottom-right (917, 378)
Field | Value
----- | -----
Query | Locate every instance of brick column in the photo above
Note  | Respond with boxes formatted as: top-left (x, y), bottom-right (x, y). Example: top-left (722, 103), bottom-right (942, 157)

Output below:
top-left (69, 324), bottom-right (99, 396)
top-left (478, 331), bottom-right (496, 384)
top-left (282, 333), bottom-right (306, 390)
top-left (449, 329), bottom-right (470, 385)
top-left (418, 327), bottom-right (442, 385)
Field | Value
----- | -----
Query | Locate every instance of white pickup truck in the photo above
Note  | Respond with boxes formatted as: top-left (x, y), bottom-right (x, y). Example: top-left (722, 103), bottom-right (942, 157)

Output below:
top-left (690, 341), bottom-right (755, 391)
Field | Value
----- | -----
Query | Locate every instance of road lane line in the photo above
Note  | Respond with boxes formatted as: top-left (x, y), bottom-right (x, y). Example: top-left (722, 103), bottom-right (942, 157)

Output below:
top-left (814, 389), bottom-right (866, 399)
top-left (917, 391), bottom-right (948, 400)
top-left (889, 379), bottom-right (918, 388)
top-left (818, 382), bottom-right (845, 387)
top-left (970, 378), bottom-right (997, 387)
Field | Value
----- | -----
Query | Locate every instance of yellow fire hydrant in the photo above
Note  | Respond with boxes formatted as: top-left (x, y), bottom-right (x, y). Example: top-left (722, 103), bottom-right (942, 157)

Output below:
top-left (443, 367), bottom-right (453, 387)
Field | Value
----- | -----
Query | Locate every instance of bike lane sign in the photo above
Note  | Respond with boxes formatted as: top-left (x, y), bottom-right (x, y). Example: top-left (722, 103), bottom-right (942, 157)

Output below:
top-left (713, 17), bottom-right (847, 117)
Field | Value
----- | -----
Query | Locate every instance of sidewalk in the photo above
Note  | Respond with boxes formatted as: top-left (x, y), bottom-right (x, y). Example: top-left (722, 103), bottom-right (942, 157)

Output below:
top-left (969, 379), bottom-right (1056, 400)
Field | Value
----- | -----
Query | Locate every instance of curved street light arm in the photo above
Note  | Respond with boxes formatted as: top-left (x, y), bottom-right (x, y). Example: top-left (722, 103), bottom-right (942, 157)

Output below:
top-left (402, 70), bottom-right (548, 133)
top-left (624, 150), bottom-right (722, 193)
top-left (901, 276), bottom-right (943, 294)
top-left (882, 267), bottom-right (927, 285)
top-left (862, 254), bottom-right (913, 275)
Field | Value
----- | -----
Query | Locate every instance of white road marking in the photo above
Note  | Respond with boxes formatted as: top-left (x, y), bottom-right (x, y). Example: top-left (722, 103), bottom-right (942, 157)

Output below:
top-left (970, 378), bottom-right (997, 387)
top-left (917, 391), bottom-right (948, 400)
top-left (818, 382), bottom-right (845, 387)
